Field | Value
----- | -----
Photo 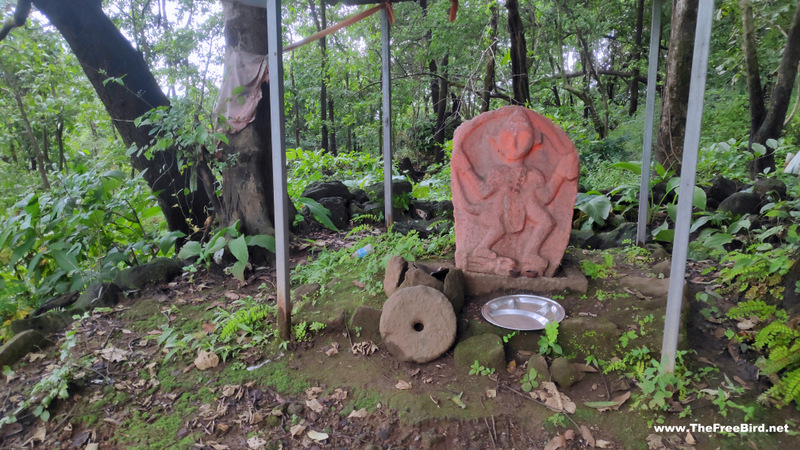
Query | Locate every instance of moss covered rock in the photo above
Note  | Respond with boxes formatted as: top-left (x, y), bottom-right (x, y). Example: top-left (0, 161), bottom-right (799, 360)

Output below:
top-left (453, 334), bottom-right (506, 374)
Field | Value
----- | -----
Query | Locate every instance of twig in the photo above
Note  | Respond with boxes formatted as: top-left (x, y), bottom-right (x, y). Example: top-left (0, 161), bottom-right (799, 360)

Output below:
top-left (102, 326), bottom-right (117, 349)
top-left (484, 417), bottom-right (497, 450)
top-left (342, 311), bottom-right (354, 349)
top-left (601, 372), bottom-right (611, 401)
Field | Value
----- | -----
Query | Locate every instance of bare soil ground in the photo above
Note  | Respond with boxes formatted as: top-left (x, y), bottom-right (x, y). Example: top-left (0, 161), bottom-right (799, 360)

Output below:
top-left (1, 234), bottom-right (799, 449)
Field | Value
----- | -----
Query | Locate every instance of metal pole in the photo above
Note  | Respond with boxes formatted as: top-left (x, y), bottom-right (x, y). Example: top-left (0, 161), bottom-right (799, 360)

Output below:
top-left (636, 0), bottom-right (663, 246)
top-left (660, 0), bottom-right (714, 373)
top-left (266, 0), bottom-right (291, 340)
top-left (382, 5), bottom-right (393, 227)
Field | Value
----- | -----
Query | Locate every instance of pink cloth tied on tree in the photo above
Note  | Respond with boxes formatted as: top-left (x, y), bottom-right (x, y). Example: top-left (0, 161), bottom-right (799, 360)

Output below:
top-left (213, 49), bottom-right (269, 134)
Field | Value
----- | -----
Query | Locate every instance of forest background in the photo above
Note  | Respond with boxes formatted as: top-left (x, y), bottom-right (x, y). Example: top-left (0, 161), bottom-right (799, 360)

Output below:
top-left (0, 0), bottom-right (799, 332)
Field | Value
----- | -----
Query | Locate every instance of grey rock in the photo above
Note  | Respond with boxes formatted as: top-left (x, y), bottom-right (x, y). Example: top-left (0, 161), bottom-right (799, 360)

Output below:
top-left (383, 255), bottom-right (409, 297)
top-left (32, 291), bottom-right (79, 316)
top-left (301, 180), bottom-right (352, 202)
top-left (380, 286), bottom-right (456, 363)
top-left (317, 197), bottom-right (349, 230)
top-left (549, 357), bottom-right (580, 388)
top-left (588, 222), bottom-right (637, 249)
top-left (74, 282), bottom-right (123, 311)
top-left (398, 264), bottom-right (445, 293)
top-left (707, 176), bottom-right (738, 204)
top-left (286, 402), bottom-right (304, 416)
top-left (453, 333), bottom-right (506, 374)
top-left (115, 257), bottom-right (182, 290)
top-left (652, 259), bottom-right (671, 278)
top-left (350, 188), bottom-right (369, 204)
top-left (619, 276), bottom-right (670, 298)
top-left (0, 330), bottom-right (53, 368)
top-left (366, 180), bottom-right (413, 203)
top-left (569, 228), bottom-right (595, 248)
top-left (10, 310), bottom-right (74, 335)
top-left (527, 354), bottom-right (550, 383)
top-left (350, 306), bottom-right (382, 342)
top-left (718, 192), bottom-right (762, 216)
top-left (443, 268), bottom-right (465, 314)
top-left (753, 178), bottom-right (787, 199)
top-left (463, 265), bottom-right (588, 297)
top-left (558, 317), bottom-right (620, 360)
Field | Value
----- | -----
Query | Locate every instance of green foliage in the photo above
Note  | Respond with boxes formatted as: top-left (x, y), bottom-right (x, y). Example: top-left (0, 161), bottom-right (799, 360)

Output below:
top-left (295, 197), bottom-right (337, 231)
top-left (292, 226), bottom-right (455, 297)
top-left (214, 297), bottom-right (276, 343)
top-left (575, 192), bottom-right (612, 230)
top-left (718, 244), bottom-right (794, 301)
top-left (469, 360), bottom-right (495, 377)
top-left (520, 367), bottom-right (539, 392)
top-left (538, 321), bottom-right (563, 357)
top-left (178, 221), bottom-right (275, 282)
top-left (294, 321), bottom-right (326, 342)
top-left (0, 168), bottom-right (174, 315)
top-left (580, 254), bottom-right (615, 280)
top-left (727, 300), bottom-right (778, 321)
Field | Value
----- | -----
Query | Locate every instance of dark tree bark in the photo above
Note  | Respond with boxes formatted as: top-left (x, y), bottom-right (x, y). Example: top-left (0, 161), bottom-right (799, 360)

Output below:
top-left (219, 2), bottom-right (275, 240)
top-left (308, 0), bottom-right (330, 153)
top-left (629, 0), bottom-right (646, 116)
top-left (56, 119), bottom-right (65, 171)
top-left (9, 140), bottom-right (18, 164)
top-left (740, 0), bottom-right (765, 134)
top-left (507, 0), bottom-right (530, 106)
top-left (656, 0), bottom-right (698, 174)
top-left (481, 0), bottom-right (499, 112)
top-left (433, 54), bottom-right (449, 163)
top-left (750, 1), bottom-right (800, 175)
top-left (30, 0), bottom-right (210, 235)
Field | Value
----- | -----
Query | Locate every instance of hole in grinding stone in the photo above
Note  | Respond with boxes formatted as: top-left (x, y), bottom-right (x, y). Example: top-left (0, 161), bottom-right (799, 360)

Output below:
top-left (413, 322), bottom-right (424, 332)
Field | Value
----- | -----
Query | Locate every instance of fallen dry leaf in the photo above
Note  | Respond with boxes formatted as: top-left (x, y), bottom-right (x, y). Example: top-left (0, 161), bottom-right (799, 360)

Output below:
top-left (305, 398), bottom-right (324, 413)
top-left (533, 382), bottom-right (576, 414)
top-left (352, 280), bottom-right (366, 289)
top-left (395, 380), bottom-right (412, 390)
top-left (351, 341), bottom-right (379, 356)
top-left (564, 429), bottom-right (575, 441)
top-left (201, 322), bottom-right (216, 334)
top-left (99, 346), bottom-right (129, 363)
top-left (733, 375), bottom-right (751, 390)
top-left (685, 431), bottom-right (696, 445)
top-left (305, 387), bottom-right (323, 398)
top-left (574, 363), bottom-right (598, 373)
top-left (32, 426), bottom-right (46, 443)
top-left (307, 430), bottom-right (329, 441)
top-left (224, 292), bottom-right (240, 300)
top-left (27, 353), bottom-right (46, 363)
top-left (737, 317), bottom-right (758, 330)
top-left (86, 443), bottom-right (99, 450)
top-left (646, 433), bottom-right (666, 450)
top-left (246, 436), bottom-right (266, 449)
top-left (696, 356), bottom-right (718, 367)
top-left (289, 424), bottom-right (306, 437)
top-left (581, 425), bottom-right (596, 447)
top-left (544, 434), bottom-right (566, 450)
top-left (596, 439), bottom-right (611, 448)
top-left (486, 389), bottom-right (497, 398)
top-left (326, 342), bottom-right (339, 357)
top-left (348, 408), bottom-right (368, 419)
top-left (195, 350), bottom-right (219, 371)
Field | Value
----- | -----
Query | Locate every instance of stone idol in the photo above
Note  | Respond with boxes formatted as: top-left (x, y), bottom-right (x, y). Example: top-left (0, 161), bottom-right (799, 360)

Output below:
top-left (451, 106), bottom-right (579, 278)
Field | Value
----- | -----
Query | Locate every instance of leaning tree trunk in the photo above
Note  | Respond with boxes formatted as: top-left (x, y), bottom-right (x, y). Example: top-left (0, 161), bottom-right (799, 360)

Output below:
top-left (507, 0), bottom-right (530, 106)
top-left (218, 2), bottom-right (276, 241)
top-left (750, 1), bottom-right (800, 176)
top-left (31, 0), bottom-right (210, 236)
top-left (656, 0), bottom-right (698, 175)
top-left (481, 0), bottom-right (499, 112)
top-left (629, 0), bottom-right (645, 116)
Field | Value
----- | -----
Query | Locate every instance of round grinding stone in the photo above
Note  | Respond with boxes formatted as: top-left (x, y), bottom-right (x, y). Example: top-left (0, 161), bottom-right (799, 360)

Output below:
top-left (379, 285), bottom-right (457, 363)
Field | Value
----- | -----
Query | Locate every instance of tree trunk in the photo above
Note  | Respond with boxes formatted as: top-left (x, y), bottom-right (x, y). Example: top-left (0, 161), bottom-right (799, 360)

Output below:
top-left (308, 0), bottom-right (329, 153)
top-left (507, 0), bottom-right (530, 106)
top-left (56, 119), bottom-right (65, 171)
top-left (481, 0), bottom-right (498, 112)
top-left (218, 2), bottom-right (276, 241)
top-left (656, 0), bottom-right (698, 175)
top-left (31, 0), bottom-right (210, 235)
top-left (433, 54), bottom-right (449, 163)
top-left (291, 56), bottom-right (301, 149)
top-left (629, 0), bottom-right (645, 116)
top-left (9, 140), bottom-right (18, 164)
top-left (2, 63), bottom-right (50, 188)
top-left (751, 1), bottom-right (800, 175)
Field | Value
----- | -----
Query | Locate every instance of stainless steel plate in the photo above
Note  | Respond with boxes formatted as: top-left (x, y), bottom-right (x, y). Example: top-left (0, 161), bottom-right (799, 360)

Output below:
top-left (481, 294), bottom-right (565, 331)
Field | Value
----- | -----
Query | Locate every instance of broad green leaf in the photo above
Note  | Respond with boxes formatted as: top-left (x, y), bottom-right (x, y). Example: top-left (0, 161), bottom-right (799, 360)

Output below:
top-left (575, 193), bottom-right (611, 226)
top-left (228, 235), bottom-right (248, 264)
top-left (231, 260), bottom-right (247, 282)
top-left (666, 177), bottom-right (681, 195)
top-left (9, 238), bottom-right (37, 267)
top-left (246, 234), bottom-right (276, 253)
top-left (751, 143), bottom-right (767, 156)
top-left (298, 197), bottom-right (338, 231)
top-left (766, 138), bottom-right (778, 150)
top-left (610, 161), bottom-right (641, 173)
top-left (178, 241), bottom-right (203, 259)
top-left (690, 215), bottom-right (711, 233)
top-left (53, 250), bottom-right (80, 274)
top-left (703, 232), bottom-right (733, 249)
top-left (666, 203), bottom-right (677, 223)
top-left (693, 186), bottom-right (706, 210)
top-left (716, 141), bottom-right (731, 152)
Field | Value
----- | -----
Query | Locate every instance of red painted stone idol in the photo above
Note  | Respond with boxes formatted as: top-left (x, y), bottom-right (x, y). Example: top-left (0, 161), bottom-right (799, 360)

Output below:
top-left (451, 106), bottom-right (579, 278)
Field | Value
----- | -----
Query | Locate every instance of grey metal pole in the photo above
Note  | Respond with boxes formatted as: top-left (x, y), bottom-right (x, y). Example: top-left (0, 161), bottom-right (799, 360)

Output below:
top-left (636, 0), bottom-right (663, 246)
top-left (660, 0), bottom-right (714, 373)
top-left (382, 5), bottom-right (393, 227)
top-left (266, 0), bottom-right (292, 340)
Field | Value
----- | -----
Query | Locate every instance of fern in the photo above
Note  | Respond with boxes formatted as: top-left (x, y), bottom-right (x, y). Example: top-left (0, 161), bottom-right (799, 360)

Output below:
top-left (216, 301), bottom-right (275, 342)
top-left (727, 300), bottom-right (777, 320)
top-left (755, 322), bottom-right (798, 350)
